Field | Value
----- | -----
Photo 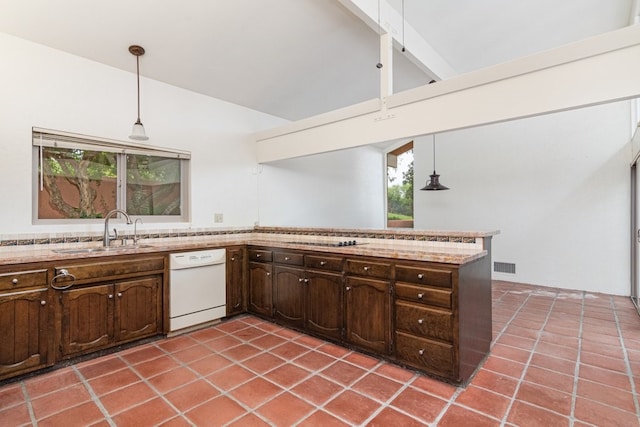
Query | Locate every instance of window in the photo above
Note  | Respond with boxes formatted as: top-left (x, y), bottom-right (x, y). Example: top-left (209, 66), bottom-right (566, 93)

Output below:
top-left (32, 128), bottom-right (190, 223)
top-left (386, 141), bottom-right (414, 228)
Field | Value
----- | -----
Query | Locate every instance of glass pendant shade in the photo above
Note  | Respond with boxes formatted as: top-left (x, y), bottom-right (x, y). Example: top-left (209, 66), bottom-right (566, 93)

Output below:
top-left (129, 119), bottom-right (148, 141)
top-left (128, 45), bottom-right (148, 141)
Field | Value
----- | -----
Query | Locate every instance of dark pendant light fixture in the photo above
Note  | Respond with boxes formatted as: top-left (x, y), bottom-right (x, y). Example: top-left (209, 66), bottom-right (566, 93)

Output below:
top-left (128, 45), bottom-right (149, 141)
top-left (421, 134), bottom-right (450, 191)
top-left (376, 0), bottom-right (383, 69)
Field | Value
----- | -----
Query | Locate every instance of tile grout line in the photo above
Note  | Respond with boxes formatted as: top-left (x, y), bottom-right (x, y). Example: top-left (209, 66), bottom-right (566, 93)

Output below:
top-left (568, 291), bottom-right (586, 427)
top-left (610, 295), bottom-right (640, 418)
top-left (498, 290), bottom-right (558, 426)
top-left (71, 365), bottom-right (116, 427)
top-left (20, 381), bottom-right (37, 427)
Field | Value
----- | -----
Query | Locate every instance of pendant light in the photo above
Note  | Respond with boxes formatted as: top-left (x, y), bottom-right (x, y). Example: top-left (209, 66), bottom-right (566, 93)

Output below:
top-left (420, 134), bottom-right (450, 191)
top-left (376, 0), bottom-right (383, 69)
top-left (128, 45), bottom-right (148, 141)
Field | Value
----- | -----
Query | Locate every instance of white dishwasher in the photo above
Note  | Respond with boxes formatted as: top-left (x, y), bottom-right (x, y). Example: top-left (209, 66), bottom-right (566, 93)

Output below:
top-left (169, 248), bottom-right (226, 332)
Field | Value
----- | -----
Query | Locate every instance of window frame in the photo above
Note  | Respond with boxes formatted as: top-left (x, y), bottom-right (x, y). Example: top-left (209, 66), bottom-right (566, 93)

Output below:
top-left (32, 127), bottom-right (191, 225)
top-left (386, 140), bottom-right (414, 229)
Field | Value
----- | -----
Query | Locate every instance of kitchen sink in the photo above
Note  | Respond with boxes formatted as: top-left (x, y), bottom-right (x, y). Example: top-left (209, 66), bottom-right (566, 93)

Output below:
top-left (53, 244), bottom-right (155, 254)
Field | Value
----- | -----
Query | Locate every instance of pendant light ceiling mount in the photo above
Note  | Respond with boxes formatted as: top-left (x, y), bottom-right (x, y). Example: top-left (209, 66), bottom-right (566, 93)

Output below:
top-left (420, 134), bottom-right (450, 191)
top-left (128, 44), bottom-right (148, 141)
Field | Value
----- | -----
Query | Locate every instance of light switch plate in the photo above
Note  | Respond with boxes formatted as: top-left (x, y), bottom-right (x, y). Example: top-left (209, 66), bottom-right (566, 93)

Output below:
top-left (214, 213), bottom-right (223, 223)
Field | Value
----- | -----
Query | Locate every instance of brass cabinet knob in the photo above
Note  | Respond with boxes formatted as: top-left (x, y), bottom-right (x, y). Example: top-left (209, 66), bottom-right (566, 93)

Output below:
top-left (285, 256), bottom-right (290, 261)
top-left (298, 278), bottom-right (304, 283)
top-left (12, 278), bottom-right (18, 284)
top-left (418, 349), bottom-right (425, 356)
top-left (256, 254), bottom-right (261, 258)
top-left (417, 293), bottom-right (424, 299)
top-left (231, 257), bottom-right (236, 261)
top-left (346, 286), bottom-right (351, 291)
top-left (40, 300), bottom-right (46, 306)
top-left (117, 292), bottom-right (122, 298)
top-left (108, 294), bottom-right (114, 299)
top-left (266, 272), bottom-right (271, 276)
top-left (417, 273), bottom-right (424, 280)
top-left (418, 319), bottom-right (424, 325)
top-left (363, 266), bottom-right (370, 271)
top-left (320, 261), bottom-right (326, 266)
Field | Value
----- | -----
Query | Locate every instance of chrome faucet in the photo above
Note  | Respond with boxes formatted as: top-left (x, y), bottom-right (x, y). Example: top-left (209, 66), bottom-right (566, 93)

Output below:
top-left (103, 209), bottom-right (132, 247)
top-left (133, 218), bottom-right (143, 245)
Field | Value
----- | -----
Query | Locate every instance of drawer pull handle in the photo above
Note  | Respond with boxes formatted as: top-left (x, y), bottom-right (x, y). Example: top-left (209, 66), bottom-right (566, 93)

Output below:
top-left (418, 349), bottom-right (425, 356)
top-left (40, 300), bottom-right (46, 306)
top-left (266, 272), bottom-right (271, 276)
top-left (363, 266), bottom-right (369, 271)
top-left (320, 261), bottom-right (326, 266)
top-left (117, 292), bottom-right (122, 298)
top-left (304, 278), bottom-right (309, 284)
top-left (231, 257), bottom-right (236, 261)
top-left (418, 319), bottom-right (424, 325)
top-left (256, 254), bottom-right (261, 258)
top-left (346, 286), bottom-right (351, 291)
top-left (417, 293), bottom-right (424, 299)
top-left (12, 278), bottom-right (18, 284)
top-left (285, 256), bottom-right (290, 261)
top-left (108, 294), bottom-right (114, 299)
top-left (51, 269), bottom-right (77, 290)
top-left (417, 273), bottom-right (424, 280)
top-left (299, 278), bottom-right (304, 283)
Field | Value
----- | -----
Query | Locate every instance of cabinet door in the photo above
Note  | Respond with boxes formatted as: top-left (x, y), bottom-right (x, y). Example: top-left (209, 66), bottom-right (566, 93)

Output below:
top-left (248, 262), bottom-right (273, 317)
top-left (115, 276), bottom-right (161, 343)
top-left (273, 266), bottom-right (305, 328)
top-left (306, 270), bottom-right (343, 340)
top-left (61, 284), bottom-right (113, 357)
top-left (0, 289), bottom-right (50, 380)
top-left (226, 247), bottom-right (245, 316)
top-left (345, 276), bottom-right (391, 354)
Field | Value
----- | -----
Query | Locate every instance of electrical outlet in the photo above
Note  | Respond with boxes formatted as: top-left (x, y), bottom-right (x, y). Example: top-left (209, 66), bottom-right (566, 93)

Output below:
top-left (214, 213), bottom-right (223, 223)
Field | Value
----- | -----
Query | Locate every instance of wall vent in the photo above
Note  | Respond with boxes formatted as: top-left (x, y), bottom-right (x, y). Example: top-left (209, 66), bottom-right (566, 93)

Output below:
top-left (494, 262), bottom-right (516, 274)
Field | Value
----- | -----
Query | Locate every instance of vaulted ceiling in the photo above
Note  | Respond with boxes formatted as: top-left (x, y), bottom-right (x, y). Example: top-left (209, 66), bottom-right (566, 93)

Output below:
top-left (0, 0), bottom-right (637, 121)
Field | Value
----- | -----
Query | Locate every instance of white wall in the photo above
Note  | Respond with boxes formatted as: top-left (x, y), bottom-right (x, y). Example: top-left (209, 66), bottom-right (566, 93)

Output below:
top-left (0, 33), bottom-right (286, 234)
top-left (258, 146), bottom-right (385, 228)
top-left (414, 101), bottom-right (632, 295)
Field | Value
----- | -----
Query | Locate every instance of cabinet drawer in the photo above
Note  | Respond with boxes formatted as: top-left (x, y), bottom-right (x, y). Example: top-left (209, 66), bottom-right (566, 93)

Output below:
top-left (274, 252), bottom-right (304, 266)
top-left (395, 331), bottom-right (454, 377)
top-left (305, 255), bottom-right (343, 272)
top-left (345, 259), bottom-right (391, 279)
top-left (55, 257), bottom-right (164, 283)
top-left (395, 265), bottom-right (452, 288)
top-left (249, 249), bottom-right (273, 262)
top-left (0, 269), bottom-right (47, 291)
top-left (395, 301), bottom-right (453, 342)
top-left (395, 283), bottom-right (451, 309)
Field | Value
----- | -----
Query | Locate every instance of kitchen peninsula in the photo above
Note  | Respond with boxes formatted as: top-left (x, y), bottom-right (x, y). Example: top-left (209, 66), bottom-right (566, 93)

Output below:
top-left (0, 226), bottom-right (497, 385)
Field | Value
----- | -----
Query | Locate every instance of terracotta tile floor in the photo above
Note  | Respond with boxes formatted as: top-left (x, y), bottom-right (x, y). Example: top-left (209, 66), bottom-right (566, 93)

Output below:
top-left (1, 280), bottom-right (640, 426)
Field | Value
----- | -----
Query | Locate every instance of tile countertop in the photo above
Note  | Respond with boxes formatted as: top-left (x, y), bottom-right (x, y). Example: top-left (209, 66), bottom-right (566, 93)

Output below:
top-left (0, 231), bottom-right (490, 266)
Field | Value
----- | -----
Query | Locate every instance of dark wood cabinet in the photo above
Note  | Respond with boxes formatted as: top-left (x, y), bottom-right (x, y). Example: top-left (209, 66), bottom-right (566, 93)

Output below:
top-left (115, 276), bottom-right (161, 343)
top-left (248, 261), bottom-right (273, 317)
top-left (0, 285), bottom-right (51, 380)
top-left (305, 269), bottom-right (343, 340)
top-left (61, 283), bottom-right (113, 356)
top-left (270, 251), bottom-right (344, 339)
top-left (61, 275), bottom-right (161, 358)
top-left (273, 265), bottom-right (305, 328)
top-left (345, 276), bottom-right (391, 354)
top-left (226, 247), bottom-right (246, 316)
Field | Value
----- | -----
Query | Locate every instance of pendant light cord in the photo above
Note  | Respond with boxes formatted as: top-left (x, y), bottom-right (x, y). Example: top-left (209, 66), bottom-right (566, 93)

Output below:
top-left (401, 0), bottom-right (405, 52)
top-left (136, 55), bottom-right (141, 122)
top-left (433, 135), bottom-right (437, 173)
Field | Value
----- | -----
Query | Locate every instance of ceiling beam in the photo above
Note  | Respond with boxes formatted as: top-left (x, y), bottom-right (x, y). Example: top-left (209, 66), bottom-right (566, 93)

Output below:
top-left (256, 25), bottom-right (640, 163)
top-left (336, 0), bottom-right (457, 81)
